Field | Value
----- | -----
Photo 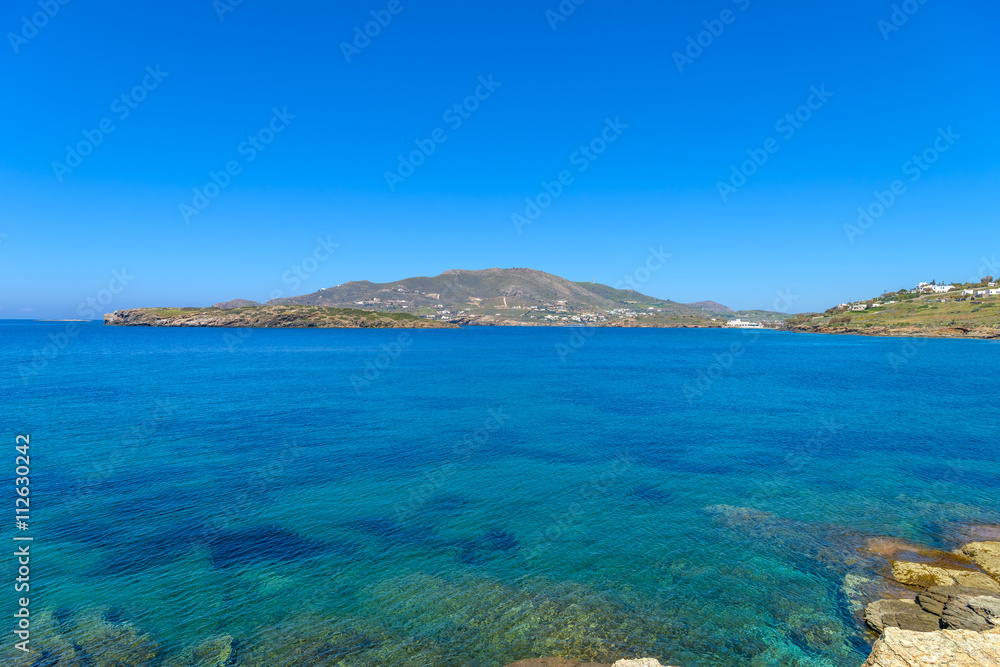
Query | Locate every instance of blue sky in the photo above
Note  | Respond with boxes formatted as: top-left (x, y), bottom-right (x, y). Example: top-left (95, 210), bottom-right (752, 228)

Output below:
top-left (1, 0), bottom-right (998, 318)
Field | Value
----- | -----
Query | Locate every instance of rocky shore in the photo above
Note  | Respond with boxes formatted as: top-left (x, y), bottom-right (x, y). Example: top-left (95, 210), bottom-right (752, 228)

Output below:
top-left (707, 505), bottom-right (1000, 666)
top-left (861, 540), bottom-right (1000, 665)
top-left (783, 323), bottom-right (1000, 339)
top-left (104, 306), bottom-right (459, 329)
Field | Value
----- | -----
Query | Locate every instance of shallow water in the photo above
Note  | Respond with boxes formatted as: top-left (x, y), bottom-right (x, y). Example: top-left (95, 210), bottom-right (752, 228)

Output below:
top-left (2, 322), bottom-right (998, 666)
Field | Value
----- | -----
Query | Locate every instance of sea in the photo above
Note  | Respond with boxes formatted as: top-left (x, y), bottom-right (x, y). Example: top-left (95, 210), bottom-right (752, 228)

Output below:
top-left (2, 321), bottom-right (998, 666)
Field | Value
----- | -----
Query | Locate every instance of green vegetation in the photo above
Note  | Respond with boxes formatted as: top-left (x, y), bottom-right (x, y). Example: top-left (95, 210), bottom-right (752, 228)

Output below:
top-left (785, 293), bottom-right (1000, 338)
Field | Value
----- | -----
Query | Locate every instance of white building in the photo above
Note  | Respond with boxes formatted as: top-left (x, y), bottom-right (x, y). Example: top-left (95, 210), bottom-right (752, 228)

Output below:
top-left (850, 303), bottom-right (868, 311)
top-left (725, 318), bottom-right (762, 328)
top-left (931, 285), bottom-right (954, 293)
top-left (990, 289), bottom-right (1000, 296)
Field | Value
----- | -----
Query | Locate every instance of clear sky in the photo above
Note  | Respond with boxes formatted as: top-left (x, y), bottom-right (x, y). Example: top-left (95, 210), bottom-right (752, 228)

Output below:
top-left (2, 0), bottom-right (998, 318)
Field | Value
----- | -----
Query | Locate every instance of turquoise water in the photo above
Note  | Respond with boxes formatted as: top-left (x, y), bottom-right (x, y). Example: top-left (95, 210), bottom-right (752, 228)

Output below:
top-left (2, 322), bottom-right (999, 666)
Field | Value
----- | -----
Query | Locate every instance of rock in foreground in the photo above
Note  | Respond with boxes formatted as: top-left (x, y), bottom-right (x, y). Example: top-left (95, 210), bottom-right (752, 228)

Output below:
top-left (866, 586), bottom-right (1000, 633)
top-left (862, 627), bottom-right (1000, 666)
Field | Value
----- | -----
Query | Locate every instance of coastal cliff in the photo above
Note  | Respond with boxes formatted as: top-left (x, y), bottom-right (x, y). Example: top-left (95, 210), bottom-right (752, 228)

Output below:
top-left (104, 306), bottom-right (459, 329)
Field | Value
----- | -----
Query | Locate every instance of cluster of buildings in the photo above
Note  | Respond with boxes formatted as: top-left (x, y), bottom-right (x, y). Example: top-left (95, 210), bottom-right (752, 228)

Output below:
top-left (838, 280), bottom-right (999, 313)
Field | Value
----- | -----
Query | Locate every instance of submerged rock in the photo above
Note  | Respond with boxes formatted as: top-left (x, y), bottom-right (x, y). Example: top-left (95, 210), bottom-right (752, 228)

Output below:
top-left (503, 659), bottom-right (609, 667)
top-left (931, 521), bottom-right (1000, 546)
top-left (861, 627), bottom-right (1000, 666)
top-left (960, 542), bottom-right (1000, 580)
top-left (189, 634), bottom-right (238, 666)
top-left (502, 660), bottom-right (673, 667)
top-left (1, 608), bottom-right (161, 667)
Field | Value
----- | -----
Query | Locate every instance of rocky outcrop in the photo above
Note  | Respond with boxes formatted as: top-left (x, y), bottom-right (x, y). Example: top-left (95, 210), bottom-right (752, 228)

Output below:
top-left (861, 627), bottom-right (1000, 666)
top-left (866, 586), bottom-right (1000, 633)
top-left (920, 587), bottom-right (1000, 632)
top-left (961, 542), bottom-right (1000, 580)
top-left (104, 306), bottom-right (459, 329)
top-left (890, 560), bottom-right (1000, 592)
top-left (784, 323), bottom-right (1000, 339)
top-left (865, 599), bottom-right (940, 633)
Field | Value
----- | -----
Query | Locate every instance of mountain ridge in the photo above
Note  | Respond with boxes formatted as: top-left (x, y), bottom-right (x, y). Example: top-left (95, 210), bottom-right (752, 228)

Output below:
top-left (215, 268), bottom-right (790, 326)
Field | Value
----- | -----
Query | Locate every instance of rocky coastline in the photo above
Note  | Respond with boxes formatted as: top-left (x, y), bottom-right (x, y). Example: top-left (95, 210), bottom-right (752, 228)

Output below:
top-left (707, 505), bottom-right (1000, 666)
top-left (783, 323), bottom-right (1000, 339)
top-left (104, 306), bottom-right (459, 329)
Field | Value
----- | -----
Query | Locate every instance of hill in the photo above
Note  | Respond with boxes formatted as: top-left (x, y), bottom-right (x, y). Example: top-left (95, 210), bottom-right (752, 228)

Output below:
top-left (686, 300), bottom-right (734, 314)
top-left (261, 268), bottom-right (789, 326)
top-left (785, 292), bottom-right (1000, 339)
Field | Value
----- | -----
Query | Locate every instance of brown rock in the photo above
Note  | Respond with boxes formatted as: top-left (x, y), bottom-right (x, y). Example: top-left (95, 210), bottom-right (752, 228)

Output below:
top-left (916, 586), bottom-right (1000, 632)
top-left (865, 598), bottom-right (941, 633)
top-left (890, 560), bottom-right (1000, 592)
top-left (961, 542), bottom-right (1000, 580)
